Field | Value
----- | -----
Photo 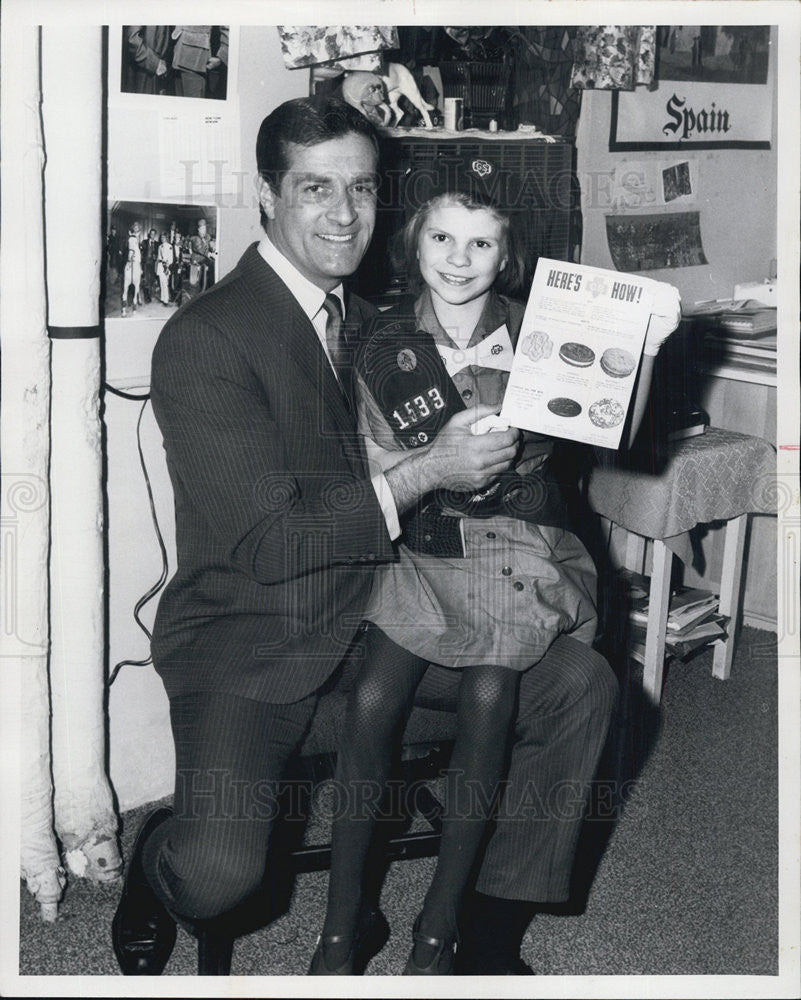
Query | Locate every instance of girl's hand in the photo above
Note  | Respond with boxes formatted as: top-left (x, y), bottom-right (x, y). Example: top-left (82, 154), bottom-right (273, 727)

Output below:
top-left (644, 281), bottom-right (682, 356)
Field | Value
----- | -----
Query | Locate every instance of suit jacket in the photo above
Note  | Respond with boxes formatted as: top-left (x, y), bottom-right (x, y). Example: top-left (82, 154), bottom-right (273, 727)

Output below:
top-left (140, 238), bottom-right (159, 268)
top-left (125, 26), bottom-right (171, 94)
top-left (126, 25), bottom-right (171, 74)
top-left (150, 243), bottom-right (394, 704)
top-left (171, 26), bottom-right (229, 73)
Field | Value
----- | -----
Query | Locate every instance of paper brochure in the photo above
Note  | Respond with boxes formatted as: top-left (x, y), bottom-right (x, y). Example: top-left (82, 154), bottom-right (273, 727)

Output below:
top-left (501, 258), bottom-right (656, 448)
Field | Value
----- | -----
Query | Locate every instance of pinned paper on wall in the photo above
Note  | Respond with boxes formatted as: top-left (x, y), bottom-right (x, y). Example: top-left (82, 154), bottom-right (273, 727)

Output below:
top-left (610, 162), bottom-right (658, 210)
top-left (609, 26), bottom-right (773, 150)
top-left (104, 199), bottom-right (219, 326)
top-left (159, 111), bottom-right (241, 196)
top-left (660, 160), bottom-right (695, 204)
top-left (605, 212), bottom-right (708, 271)
top-left (610, 159), bottom-right (698, 209)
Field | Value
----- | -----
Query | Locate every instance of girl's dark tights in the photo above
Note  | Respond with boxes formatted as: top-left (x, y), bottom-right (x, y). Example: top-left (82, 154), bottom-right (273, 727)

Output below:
top-left (322, 626), bottom-right (520, 968)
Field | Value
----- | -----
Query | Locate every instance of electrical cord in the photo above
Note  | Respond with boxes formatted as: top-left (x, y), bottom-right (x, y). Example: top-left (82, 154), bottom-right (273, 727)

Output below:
top-left (104, 383), bottom-right (150, 402)
top-left (106, 390), bottom-right (170, 685)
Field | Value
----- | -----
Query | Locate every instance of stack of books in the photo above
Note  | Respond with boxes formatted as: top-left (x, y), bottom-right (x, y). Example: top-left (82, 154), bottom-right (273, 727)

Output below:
top-left (690, 301), bottom-right (777, 381)
top-left (704, 332), bottom-right (777, 380)
top-left (626, 581), bottom-right (728, 664)
top-left (710, 306), bottom-right (776, 337)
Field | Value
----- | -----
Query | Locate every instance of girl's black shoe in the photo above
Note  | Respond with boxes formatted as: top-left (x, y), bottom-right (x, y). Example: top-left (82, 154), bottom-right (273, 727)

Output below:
top-left (308, 905), bottom-right (389, 975)
top-left (402, 913), bottom-right (456, 975)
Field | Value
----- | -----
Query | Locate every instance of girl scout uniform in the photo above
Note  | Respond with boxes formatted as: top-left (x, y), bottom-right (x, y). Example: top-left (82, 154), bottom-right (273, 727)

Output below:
top-left (356, 287), bottom-right (597, 671)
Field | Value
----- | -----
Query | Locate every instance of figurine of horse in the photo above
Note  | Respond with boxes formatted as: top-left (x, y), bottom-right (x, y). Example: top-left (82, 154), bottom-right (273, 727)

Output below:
top-left (340, 72), bottom-right (389, 126)
top-left (381, 63), bottom-right (435, 128)
top-left (341, 64), bottom-right (435, 128)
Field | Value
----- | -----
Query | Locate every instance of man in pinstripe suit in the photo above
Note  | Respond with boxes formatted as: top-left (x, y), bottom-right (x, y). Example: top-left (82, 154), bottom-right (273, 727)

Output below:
top-left (112, 95), bottom-right (618, 977)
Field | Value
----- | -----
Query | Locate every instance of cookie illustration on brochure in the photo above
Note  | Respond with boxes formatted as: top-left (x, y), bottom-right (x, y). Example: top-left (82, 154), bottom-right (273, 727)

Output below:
top-left (547, 397), bottom-right (582, 418)
top-left (600, 347), bottom-right (636, 379)
top-left (520, 330), bottom-right (553, 363)
top-left (558, 342), bottom-right (595, 368)
top-left (588, 398), bottom-right (625, 429)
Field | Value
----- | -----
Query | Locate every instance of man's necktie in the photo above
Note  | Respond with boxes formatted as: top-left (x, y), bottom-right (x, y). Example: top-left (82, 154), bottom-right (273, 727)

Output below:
top-left (321, 293), bottom-right (352, 406)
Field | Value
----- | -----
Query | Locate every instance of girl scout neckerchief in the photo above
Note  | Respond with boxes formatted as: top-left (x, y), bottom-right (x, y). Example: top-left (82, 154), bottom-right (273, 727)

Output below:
top-left (357, 298), bottom-right (571, 556)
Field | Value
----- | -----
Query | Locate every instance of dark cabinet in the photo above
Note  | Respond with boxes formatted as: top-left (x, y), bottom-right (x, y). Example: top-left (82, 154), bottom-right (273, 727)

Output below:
top-left (352, 134), bottom-right (576, 302)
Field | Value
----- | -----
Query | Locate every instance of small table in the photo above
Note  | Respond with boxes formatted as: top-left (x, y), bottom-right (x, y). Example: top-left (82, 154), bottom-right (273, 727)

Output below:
top-left (587, 428), bottom-right (776, 703)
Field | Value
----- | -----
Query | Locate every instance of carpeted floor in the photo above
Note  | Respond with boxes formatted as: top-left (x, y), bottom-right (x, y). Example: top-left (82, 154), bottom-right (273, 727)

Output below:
top-left (18, 626), bottom-right (779, 978)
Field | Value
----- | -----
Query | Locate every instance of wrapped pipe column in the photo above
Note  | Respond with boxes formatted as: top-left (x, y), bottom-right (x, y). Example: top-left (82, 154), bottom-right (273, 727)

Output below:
top-left (0, 27), bottom-right (64, 921)
top-left (42, 27), bottom-right (121, 884)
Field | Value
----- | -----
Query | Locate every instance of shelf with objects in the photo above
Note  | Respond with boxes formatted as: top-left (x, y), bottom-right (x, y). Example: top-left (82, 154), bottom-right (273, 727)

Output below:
top-left (695, 308), bottom-right (777, 387)
top-left (586, 311), bottom-right (778, 669)
top-left (670, 297), bottom-right (776, 387)
top-left (620, 570), bottom-right (730, 668)
top-left (586, 424), bottom-right (776, 704)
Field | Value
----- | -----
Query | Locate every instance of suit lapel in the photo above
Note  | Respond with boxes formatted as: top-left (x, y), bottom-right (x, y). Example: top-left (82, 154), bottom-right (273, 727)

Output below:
top-left (237, 245), bottom-right (361, 458)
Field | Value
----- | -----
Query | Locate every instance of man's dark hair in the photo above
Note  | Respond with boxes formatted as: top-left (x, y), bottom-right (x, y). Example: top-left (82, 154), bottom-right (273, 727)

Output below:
top-left (255, 96), bottom-right (380, 228)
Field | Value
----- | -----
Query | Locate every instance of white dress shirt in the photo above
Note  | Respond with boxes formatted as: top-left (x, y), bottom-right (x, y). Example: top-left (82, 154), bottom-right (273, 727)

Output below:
top-left (257, 236), bottom-right (400, 539)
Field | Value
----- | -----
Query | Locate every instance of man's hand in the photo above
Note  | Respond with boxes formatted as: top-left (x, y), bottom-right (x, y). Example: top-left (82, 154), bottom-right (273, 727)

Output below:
top-left (206, 56), bottom-right (222, 72)
top-left (156, 59), bottom-right (167, 77)
top-left (384, 404), bottom-right (520, 514)
top-left (425, 406), bottom-right (519, 491)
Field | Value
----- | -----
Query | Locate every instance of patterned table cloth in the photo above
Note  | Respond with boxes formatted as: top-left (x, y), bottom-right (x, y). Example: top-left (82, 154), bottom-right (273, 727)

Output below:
top-left (587, 428), bottom-right (777, 540)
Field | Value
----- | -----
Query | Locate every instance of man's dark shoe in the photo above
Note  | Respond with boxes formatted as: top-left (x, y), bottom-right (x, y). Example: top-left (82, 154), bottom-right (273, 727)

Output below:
top-left (456, 889), bottom-right (538, 975)
top-left (111, 807), bottom-right (177, 975)
top-left (455, 950), bottom-right (534, 975)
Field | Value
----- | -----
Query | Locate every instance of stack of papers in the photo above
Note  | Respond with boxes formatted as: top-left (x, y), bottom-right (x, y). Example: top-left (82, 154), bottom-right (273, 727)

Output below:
top-left (688, 299), bottom-right (777, 338)
top-left (629, 617), bottom-right (728, 663)
top-left (630, 587), bottom-right (719, 631)
top-left (627, 585), bottom-right (728, 662)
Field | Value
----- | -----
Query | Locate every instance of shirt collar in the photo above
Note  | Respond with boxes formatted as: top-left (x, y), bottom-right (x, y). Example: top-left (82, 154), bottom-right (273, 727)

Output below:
top-left (415, 287), bottom-right (508, 349)
top-left (257, 235), bottom-right (345, 321)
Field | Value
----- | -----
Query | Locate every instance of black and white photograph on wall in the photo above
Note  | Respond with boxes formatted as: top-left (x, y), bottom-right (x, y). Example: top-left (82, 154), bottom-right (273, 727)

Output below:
top-left (657, 26), bottom-right (770, 85)
top-left (661, 160), bottom-right (693, 203)
top-left (120, 26), bottom-right (230, 100)
top-left (105, 201), bottom-right (217, 320)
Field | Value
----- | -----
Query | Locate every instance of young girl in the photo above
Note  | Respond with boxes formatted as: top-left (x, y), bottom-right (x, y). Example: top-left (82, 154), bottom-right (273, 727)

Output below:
top-left (310, 174), bottom-right (678, 976)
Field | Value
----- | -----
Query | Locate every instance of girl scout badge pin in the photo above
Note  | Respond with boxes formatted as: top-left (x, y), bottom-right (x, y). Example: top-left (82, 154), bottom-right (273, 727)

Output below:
top-left (397, 348), bottom-right (417, 371)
